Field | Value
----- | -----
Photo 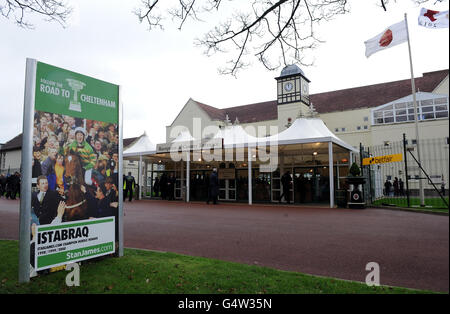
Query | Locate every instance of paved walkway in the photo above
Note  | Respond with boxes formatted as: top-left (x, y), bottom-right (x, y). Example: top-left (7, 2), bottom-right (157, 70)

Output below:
top-left (0, 198), bottom-right (448, 292)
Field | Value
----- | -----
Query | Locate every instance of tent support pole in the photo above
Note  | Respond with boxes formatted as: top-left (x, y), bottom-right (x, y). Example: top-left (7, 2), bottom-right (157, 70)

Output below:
top-left (248, 147), bottom-right (252, 205)
top-left (151, 163), bottom-right (154, 199)
top-left (138, 155), bottom-right (142, 200)
top-left (181, 157), bottom-right (184, 201)
top-left (329, 142), bottom-right (334, 208)
top-left (186, 152), bottom-right (190, 203)
top-left (280, 152), bottom-right (284, 202)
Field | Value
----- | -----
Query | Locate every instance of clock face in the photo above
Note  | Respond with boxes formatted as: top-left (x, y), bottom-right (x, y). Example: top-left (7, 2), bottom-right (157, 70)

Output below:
top-left (302, 81), bottom-right (309, 95)
top-left (284, 82), bottom-right (293, 92)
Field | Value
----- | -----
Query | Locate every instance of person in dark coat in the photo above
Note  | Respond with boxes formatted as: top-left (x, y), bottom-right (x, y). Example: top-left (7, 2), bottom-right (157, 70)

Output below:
top-left (159, 173), bottom-right (168, 200)
top-left (8, 172), bottom-right (21, 200)
top-left (384, 179), bottom-right (392, 196)
top-left (167, 173), bottom-right (176, 201)
top-left (105, 176), bottom-right (118, 203)
top-left (123, 172), bottom-right (136, 202)
top-left (279, 171), bottom-right (292, 204)
top-left (393, 177), bottom-right (399, 196)
top-left (153, 177), bottom-right (160, 197)
top-left (207, 168), bottom-right (219, 205)
top-left (95, 182), bottom-right (119, 241)
top-left (0, 174), bottom-right (6, 198)
top-left (5, 174), bottom-right (12, 199)
top-left (31, 175), bottom-right (63, 225)
top-left (84, 183), bottom-right (117, 218)
top-left (32, 150), bottom-right (43, 179)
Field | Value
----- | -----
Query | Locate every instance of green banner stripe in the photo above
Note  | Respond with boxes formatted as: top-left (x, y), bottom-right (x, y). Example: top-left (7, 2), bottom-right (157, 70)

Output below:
top-left (35, 61), bottom-right (119, 123)
top-left (38, 218), bottom-right (114, 232)
top-left (37, 242), bottom-right (115, 268)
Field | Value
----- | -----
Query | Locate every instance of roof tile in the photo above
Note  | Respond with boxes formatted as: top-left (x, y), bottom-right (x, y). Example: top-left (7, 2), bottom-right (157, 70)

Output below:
top-left (193, 69), bottom-right (448, 120)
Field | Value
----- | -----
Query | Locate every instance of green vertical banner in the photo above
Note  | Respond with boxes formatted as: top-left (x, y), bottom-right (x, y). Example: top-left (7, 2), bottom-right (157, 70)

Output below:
top-left (19, 59), bottom-right (122, 281)
top-left (35, 62), bottom-right (119, 123)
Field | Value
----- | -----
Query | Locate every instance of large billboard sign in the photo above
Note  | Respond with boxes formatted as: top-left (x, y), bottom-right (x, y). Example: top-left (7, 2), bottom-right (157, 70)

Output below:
top-left (19, 59), bottom-right (123, 282)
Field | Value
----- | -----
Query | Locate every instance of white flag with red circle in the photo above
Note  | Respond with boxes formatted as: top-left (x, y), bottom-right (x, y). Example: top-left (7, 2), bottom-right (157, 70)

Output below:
top-left (364, 20), bottom-right (408, 58)
top-left (418, 8), bottom-right (449, 28)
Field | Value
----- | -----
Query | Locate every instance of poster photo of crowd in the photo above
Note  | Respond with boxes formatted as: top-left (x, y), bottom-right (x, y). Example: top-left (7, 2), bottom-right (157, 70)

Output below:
top-left (32, 110), bottom-right (120, 220)
top-left (30, 110), bottom-right (120, 274)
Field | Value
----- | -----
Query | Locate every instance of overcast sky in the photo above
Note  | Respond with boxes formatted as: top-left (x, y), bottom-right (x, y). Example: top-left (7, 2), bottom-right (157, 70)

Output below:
top-left (0, 0), bottom-right (448, 145)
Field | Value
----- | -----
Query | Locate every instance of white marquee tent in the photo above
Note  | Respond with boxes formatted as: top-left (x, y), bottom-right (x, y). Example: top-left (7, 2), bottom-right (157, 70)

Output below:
top-left (123, 118), bottom-right (357, 206)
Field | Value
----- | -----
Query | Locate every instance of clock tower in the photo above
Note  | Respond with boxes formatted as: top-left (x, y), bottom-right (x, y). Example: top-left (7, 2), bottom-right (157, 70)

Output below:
top-left (275, 64), bottom-right (310, 106)
top-left (276, 65), bottom-right (311, 130)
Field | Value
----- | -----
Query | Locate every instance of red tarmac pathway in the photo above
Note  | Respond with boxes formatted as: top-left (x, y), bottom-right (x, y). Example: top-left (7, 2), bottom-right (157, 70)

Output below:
top-left (0, 198), bottom-right (448, 292)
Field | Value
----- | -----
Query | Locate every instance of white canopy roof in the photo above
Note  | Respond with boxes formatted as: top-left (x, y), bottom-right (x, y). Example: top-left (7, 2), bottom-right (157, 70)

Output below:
top-left (213, 125), bottom-right (259, 147)
top-left (125, 118), bottom-right (357, 156)
top-left (123, 132), bottom-right (156, 157)
top-left (172, 130), bottom-right (196, 142)
top-left (261, 118), bottom-right (358, 152)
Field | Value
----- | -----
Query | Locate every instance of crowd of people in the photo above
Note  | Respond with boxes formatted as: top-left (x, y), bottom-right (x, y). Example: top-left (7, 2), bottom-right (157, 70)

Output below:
top-left (384, 177), bottom-right (405, 197)
top-left (0, 172), bottom-right (21, 199)
top-left (152, 173), bottom-right (176, 200)
top-left (151, 169), bottom-right (219, 204)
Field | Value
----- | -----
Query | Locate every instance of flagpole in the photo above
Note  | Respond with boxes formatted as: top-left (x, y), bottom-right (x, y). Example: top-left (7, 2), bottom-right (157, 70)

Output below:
top-left (404, 13), bottom-right (425, 207)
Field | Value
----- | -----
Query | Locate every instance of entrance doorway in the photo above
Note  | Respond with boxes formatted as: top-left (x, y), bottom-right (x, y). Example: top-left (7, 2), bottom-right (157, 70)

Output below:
top-left (293, 167), bottom-right (330, 203)
top-left (152, 170), bottom-right (177, 200)
top-left (190, 170), bottom-right (211, 201)
top-left (236, 168), bottom-right (271, 202)
top-left (219, 178), bottom-right (236, 201)
top-left (218, 163), bottom-right (236, 201)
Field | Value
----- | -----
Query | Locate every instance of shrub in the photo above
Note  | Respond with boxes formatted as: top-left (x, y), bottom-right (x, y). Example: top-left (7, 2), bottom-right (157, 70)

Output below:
top-left (349, 162), bottom-right (361, 176)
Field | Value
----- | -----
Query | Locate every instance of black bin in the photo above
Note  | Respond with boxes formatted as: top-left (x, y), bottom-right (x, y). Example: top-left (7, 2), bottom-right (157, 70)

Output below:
top-left (335, 189), bottom-right (347, 208)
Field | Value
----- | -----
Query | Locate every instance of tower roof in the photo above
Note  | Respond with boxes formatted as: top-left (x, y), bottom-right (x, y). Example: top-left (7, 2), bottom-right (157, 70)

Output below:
top-left (280, 64), bottom-right (305, 78)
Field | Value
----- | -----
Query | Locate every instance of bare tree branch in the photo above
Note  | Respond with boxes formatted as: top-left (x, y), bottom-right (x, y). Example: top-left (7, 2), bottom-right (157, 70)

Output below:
top-left (134, 0), bottom-right (163, 30)
top-left (134, 0), bottom-right (445, 76)
top-left (0, 0), bottom-right (72, 28)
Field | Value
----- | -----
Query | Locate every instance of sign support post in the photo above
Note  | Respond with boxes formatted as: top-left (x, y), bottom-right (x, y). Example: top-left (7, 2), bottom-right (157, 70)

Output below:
top-left (118, 85), bottom-right (124, 257)
top-left (19, 58), bottom-right (37, 283)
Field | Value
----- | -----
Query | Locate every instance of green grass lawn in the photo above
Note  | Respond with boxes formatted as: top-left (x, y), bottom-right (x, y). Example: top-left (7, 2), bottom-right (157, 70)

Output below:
top-left (0, 240), bottom-right (435, 294)
top-left (372, 197), bottom-right (449, 213)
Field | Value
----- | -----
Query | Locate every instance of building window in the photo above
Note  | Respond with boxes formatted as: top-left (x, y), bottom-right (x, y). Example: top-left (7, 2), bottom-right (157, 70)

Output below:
top-left (341, 127), bottom-right (346, 132)
top-left (335, 128), bottom-right (339, 132)
top-left (412, 139), bottom-right (417, 145)
top-left (364, 116), bottom-right (369, 121)
top-left (372, 96), bottom-right (449, 125)
top-left (384, 141), bottom-right (391, 147)
top-left (357, 126), bottom-right (361, 130)
top-left (364, 125), bottom-right (368, 130)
